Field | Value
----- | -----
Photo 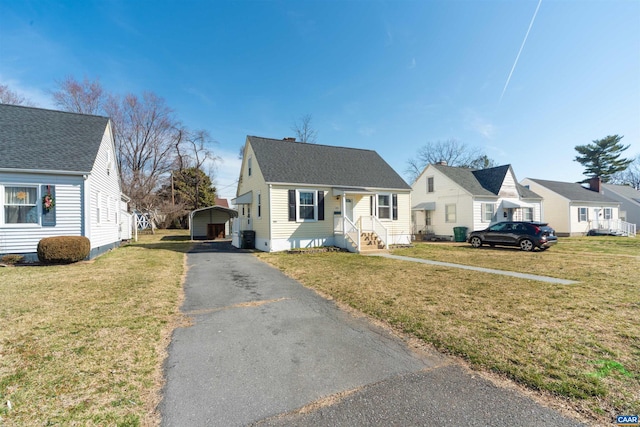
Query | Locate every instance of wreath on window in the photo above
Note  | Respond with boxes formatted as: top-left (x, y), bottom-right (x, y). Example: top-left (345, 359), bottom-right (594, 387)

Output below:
top-left (43, 188), bottom-right (55, 211)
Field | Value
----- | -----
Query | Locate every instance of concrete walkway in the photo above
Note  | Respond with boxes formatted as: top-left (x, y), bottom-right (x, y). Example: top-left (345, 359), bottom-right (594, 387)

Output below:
top-left (160, 241), bottom-right (584, 426)
top-left (370, 253), bottom-right (578, 285)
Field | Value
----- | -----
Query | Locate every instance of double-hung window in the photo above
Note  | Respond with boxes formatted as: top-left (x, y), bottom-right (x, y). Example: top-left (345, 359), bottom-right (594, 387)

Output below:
top-left (445, 204), bottom-right (456, 223)
top-left (4, 186), bottom-right (38, 224)
top-left (298, 190), bottom-right (317, 221)
top-left (481, 203), bottom-right (494, 222)
top-left (378, 194), bottom-right (391, 220)
top-left (578, 207), bottom-right (588, 222)
top-left (603, 208), bottom-right (612, 220)
top-left (427, 177), bottom-right (434, 193)
top-left (523, 207), bottom-right (533, 221)
top-left (289, 190), bottom-right (325, 222)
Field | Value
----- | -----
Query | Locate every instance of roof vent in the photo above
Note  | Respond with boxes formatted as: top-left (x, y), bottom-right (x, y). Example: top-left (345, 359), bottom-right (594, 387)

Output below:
top-left (283, 137), bottom-right (296, 142)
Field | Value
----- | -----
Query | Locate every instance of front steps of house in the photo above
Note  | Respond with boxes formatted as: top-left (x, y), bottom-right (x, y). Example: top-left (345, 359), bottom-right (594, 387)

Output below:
top-left (358, 232), bottom-right (387, 254)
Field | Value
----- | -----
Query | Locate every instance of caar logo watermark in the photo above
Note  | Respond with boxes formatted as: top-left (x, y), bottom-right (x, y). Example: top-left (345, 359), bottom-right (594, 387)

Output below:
top-left (617, 415), bottom-right (639, 426)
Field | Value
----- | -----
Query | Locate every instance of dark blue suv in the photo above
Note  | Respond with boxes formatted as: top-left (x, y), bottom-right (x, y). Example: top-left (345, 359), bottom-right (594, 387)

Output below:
top-left (468, 221), bottom-right (558, 251)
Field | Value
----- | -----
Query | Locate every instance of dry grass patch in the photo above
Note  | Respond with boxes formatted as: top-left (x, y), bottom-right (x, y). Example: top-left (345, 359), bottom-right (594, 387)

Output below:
top-left (258, 236), bottom-right (640, 424)
top-left (0, 230), bottom-right (190, 426)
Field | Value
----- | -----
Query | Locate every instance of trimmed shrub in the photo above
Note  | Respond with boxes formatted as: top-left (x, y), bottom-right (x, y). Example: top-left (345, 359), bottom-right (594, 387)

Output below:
top-left (37, 236), bottom-right (91, 264)
top-left (1, 254), bottom-right (24, 265)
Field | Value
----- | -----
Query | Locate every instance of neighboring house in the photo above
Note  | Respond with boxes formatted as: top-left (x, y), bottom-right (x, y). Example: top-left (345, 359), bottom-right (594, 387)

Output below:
top-left (232, 136), bottom-right (412, 253)
top-left (520, 178), bottom-right (634, 237)
top-left (601, 183), bottom-right (640, 232)
top-left (0, 104), bottom-right (128, 261)
top-left (189, 201), bottom-right (238, 240)
top-left (411, 163), bottom-right (542, 240)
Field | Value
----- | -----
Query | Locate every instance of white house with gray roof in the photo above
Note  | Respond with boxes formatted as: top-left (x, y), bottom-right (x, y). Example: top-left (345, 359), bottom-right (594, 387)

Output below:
top-left (0, 104), bottom-right (128, 261)
top-left (520, 178), bottom-right (634, 237)
top-left (601, 183), bottom-right (640, 232)
top-left (232, 136), bottom-right (412, 253)
top-left (412, 163), bottom-right (542, 240)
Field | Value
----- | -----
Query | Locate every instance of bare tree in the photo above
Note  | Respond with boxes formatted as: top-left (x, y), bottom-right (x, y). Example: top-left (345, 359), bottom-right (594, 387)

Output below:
top-left (174, 129), bottom-right (220, 210)
top-left (611, 154), bottom-right (640, 189)
top-left (291, 113), bottom-right (318, 143)
top-left (51, 76), bottom-right (106, 115)
top-left (405, 139), bottom-right (495, 183)
top-left (0, 84), bottom-right (35, 106)
top-left (104, 92), bottom-right (181, 210)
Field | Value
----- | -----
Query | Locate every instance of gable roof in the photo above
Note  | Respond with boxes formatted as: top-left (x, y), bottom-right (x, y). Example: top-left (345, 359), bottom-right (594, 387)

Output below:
top-left (432, 164), bottom-right (540, 198)
top-left (0, 104), bottom-right (110, 173)
top-left (215, 197), bottom-right (230, 208)
top-left (527, 178), bottom-right (619, 203)
top-left (602, 183), bottom-right (640, 205)
top-left (247, 136), bottom-right (410, 190)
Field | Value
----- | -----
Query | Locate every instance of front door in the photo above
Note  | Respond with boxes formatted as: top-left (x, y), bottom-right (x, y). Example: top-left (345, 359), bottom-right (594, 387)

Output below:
top-left (345, 198), bottom-right (354, 222)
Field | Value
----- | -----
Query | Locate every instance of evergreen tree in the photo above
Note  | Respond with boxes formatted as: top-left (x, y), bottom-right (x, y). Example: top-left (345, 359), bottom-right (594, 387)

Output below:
top-left (171, 167), bottom-right (217, 210)
top-left (574, 135), bottom-right (633, 182)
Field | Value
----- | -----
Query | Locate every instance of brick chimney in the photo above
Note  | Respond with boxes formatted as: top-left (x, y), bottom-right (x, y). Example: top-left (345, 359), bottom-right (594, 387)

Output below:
top-left (588, 176), bottom-right (602, 193)
top-left (435, 160), bottom-right (447, 166)
top-left (283, 137), bottom-right (296, 142)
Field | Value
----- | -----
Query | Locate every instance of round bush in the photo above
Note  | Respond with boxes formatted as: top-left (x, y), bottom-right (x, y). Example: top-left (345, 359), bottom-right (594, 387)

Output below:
top-left (37, 236), bottom-right (91, 264)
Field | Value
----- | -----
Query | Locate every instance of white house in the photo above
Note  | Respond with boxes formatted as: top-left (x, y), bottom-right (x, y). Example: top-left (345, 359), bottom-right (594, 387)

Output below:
top-left (232, 136), bottom-right (412, 253)
top-left (601, 183), bottom-right (640, 233)
top-left (411, 163), bottom-right (542, 240)
top-left (0, 104), bottom-right (128, 261)
top-left (520, 178), bottom-right (634, 237)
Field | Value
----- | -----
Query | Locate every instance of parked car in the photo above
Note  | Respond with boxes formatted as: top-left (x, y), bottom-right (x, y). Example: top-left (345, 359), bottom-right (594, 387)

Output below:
top-left (468, 221), bottom-right (558, 251)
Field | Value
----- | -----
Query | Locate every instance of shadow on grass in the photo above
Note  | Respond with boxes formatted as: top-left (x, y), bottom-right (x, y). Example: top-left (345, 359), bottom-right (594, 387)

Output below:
top-left (129, 240), bottom-right (249, 254)
top-left (160, 235), bottom-right (191, 241)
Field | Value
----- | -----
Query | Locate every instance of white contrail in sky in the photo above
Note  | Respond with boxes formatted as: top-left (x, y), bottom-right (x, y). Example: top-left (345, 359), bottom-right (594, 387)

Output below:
top-left (500, 0), bottom-right (543, 103)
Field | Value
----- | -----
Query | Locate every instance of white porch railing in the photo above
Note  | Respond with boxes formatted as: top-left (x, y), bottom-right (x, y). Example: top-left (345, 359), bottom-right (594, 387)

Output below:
top-left (334, 216), bottom-right (360, 252)
top-left (359, 216), bottom-right (389, 249)
top-left (344, 217), bottom-right (360, 252)
top-left (589, 219), bottom-right (636, 237)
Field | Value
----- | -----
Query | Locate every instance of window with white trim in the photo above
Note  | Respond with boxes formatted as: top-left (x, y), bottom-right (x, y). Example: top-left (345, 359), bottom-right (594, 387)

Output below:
top-left (445, 204), bottom-right (456, 223)
top-left (257, 192), bottom-right (261, 218)
top-left (427, 177), bottom-right (434, 193)
top-left (298, 190), bottom-right (316, 221)
top-left (3, 185), bottom-right (38, 224)
top-left (523, 207), bottom-right (533, 221)
top-left (603, 207), bottom-right (612, 220)
top-left (481, 203), bottom-right (494, 222)
top-left (578, 207), bottom-right (588, 222)
top-left (378, 194), bottom-right (391, 219)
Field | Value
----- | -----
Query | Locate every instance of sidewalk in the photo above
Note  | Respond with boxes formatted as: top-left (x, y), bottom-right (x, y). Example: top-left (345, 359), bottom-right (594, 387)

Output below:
top-left (370, 253), bottom-right (577, 285)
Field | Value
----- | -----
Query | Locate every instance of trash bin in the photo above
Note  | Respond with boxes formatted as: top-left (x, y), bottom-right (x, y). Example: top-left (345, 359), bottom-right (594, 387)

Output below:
top-left (453, 226), bottom-right (468, 242)
top-left (241, 230), bottom-right (255, 249)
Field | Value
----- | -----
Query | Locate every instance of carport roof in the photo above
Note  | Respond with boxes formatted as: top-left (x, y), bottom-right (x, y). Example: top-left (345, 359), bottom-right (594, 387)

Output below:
top-left (191, 205), bottom-right (238, 217)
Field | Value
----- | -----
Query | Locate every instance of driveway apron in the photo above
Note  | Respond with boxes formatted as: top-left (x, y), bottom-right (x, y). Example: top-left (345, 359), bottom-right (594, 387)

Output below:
top-left (160, 242), bottom-right (584, 427)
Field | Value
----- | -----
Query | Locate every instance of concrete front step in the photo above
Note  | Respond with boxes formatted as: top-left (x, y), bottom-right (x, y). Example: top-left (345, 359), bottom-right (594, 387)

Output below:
top-left (359, 247), bottom-right (389, 255)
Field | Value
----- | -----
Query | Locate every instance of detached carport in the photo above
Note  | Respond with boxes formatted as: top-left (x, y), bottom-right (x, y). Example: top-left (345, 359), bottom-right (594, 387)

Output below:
top-left (190, 205), bottom-right (238, 240)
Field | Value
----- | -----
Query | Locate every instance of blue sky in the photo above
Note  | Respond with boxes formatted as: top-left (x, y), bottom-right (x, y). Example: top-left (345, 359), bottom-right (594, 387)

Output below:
top-left (1, 0), bottom-right (639, 201)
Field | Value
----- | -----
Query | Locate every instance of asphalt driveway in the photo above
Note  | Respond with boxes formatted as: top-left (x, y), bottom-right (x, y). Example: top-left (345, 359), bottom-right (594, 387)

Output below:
top-left (160, 241), bottom-right (585, 427)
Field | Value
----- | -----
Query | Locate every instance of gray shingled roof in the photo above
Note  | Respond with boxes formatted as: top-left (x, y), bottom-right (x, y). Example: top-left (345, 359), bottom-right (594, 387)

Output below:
top-left (602, 183), bottom-right (640, 204)
top-left (433, 164), bottom-right (540, 198)
top-left (528, 178), bottom-right (618, 203)
top-left (0, 104), bottom-right (109, 173)
top-left (248, 136), bottom-right (411, 190)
